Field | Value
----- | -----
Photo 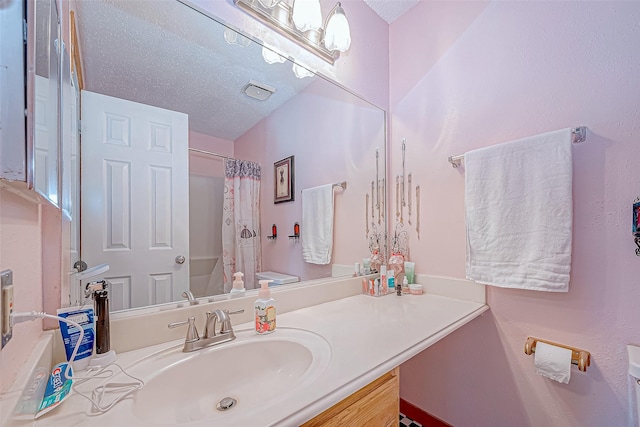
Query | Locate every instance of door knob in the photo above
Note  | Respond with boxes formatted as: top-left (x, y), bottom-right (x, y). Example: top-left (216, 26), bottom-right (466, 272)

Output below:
top-left (175, 255), bottom-right (186, 264)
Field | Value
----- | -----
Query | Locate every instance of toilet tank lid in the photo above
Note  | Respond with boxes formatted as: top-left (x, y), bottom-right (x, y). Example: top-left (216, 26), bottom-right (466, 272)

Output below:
top-left (627, 345), bottom-right (640, 378)
top-left (255, 271), bottom-right (299, 285)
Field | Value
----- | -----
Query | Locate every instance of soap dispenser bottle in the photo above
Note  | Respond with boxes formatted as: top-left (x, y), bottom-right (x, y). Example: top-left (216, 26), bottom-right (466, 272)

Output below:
top-left (230, 272), bottom-right (246, 296)
top-left (255, 280), bottom-right (276, 334)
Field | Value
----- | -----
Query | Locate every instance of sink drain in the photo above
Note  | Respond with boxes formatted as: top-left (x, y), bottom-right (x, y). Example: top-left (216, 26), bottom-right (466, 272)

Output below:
top-left (216, 397), bottom-right (237, 411)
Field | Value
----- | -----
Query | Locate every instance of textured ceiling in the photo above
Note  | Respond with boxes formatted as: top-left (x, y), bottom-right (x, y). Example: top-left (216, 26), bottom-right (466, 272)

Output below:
top-left (75, 0), bottom-right (315, 141)
top-left (363, 0), bottom-right (419, 24)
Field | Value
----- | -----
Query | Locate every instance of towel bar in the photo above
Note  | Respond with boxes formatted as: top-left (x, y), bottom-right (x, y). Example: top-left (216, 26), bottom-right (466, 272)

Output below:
top-left (301, 181), bottom-right (347, 194)
top-left (448, 126), bottom-right (588, 168)
top-left (333, 181), bottom-right (347, 190)
top-left (524, 336), bottom-right (591, 372)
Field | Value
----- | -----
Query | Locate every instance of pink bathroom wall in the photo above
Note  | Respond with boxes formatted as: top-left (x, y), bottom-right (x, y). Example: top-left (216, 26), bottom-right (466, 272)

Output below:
top-left (189, 131), bottom-right (234, 177)
top-left (235, 78), bottom-right (385, 286)
top-left (390, 1), bottom-right (640, 426)
top-left (0, 190), bottom-right (44, 394)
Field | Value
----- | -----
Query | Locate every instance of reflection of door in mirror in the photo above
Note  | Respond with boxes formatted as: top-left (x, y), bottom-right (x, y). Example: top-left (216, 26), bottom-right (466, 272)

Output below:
top-left (80, 91), bottom-right (189, 310)
top-left (33, 0), bottom-right (61, 205)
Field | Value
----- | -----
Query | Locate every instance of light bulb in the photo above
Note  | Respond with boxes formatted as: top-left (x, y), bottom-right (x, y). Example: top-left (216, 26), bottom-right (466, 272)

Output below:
top-left (262, 46), bottom-right (286, 64)
top-left (292, 0), bottom-right (322, 32)
top-left (324, 3), bottom-right (351, 52)
top-left (292, 63), bottom-right (314, 79)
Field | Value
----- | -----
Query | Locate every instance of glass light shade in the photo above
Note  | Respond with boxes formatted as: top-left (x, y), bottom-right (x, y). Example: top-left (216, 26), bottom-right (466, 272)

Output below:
top-left (236, 34), bottom-right (252, 47)
top-left (257, 0), bottom-right (280, 7)
top-left (292, 63), bottom-right (314, 79)
top-left (223, 28), bottom-right (238, 45)
top-left (292, 0), bottom-right (322, 32)
top-left (262, 46), bottom-right (286, 64)
top-left (324, 4), bottom-right (351, 52)
top-left (223, 28), bottom-right (252, 47)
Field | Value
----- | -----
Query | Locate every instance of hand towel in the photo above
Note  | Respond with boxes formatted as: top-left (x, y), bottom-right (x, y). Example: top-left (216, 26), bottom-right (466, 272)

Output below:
top-left (302, 184), bottom-right (335, 265)
top-left (465, 128), bottom-right (573, 291)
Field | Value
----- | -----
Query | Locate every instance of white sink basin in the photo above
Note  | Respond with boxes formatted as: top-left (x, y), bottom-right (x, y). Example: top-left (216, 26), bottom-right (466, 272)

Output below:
top-left (127, 327), bottom-right (332, 426)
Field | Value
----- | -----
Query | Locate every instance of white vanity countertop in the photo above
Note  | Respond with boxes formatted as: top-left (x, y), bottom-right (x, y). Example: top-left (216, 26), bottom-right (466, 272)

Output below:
top-left (24, 292), bottom-right (487, 426)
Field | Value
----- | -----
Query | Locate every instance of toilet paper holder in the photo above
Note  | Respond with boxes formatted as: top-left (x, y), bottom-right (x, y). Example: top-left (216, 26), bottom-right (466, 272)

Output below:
top-left (524, 337), bottom-right (591, 372)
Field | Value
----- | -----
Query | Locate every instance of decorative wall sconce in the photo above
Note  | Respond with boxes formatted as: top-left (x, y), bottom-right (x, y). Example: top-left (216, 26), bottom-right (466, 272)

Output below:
top-left (267, 224), bottom-right (277, 240)
top-left (234, 0), bottom-right (351, 65)
top-left (289, 222), bottom-right (300, 242)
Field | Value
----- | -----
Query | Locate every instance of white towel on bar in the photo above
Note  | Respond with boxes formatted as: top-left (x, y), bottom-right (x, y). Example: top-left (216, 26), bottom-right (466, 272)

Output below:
top-left (302, 184), bottom-right (335, 265)
top-left (465, 128), bottom-right (573, 292)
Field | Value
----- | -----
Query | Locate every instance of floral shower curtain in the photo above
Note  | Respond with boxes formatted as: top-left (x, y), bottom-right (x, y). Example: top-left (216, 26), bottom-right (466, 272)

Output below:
top-left (222, 159), bottom-right (262, 291)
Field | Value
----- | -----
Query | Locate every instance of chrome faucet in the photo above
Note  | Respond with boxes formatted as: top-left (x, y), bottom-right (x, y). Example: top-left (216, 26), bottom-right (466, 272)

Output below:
top-left (181, 290), bottom-right (199, 306)
top-left (204, 309), bottom-right (231, 338)
top-left (168, 309), bottom-right (244, 353)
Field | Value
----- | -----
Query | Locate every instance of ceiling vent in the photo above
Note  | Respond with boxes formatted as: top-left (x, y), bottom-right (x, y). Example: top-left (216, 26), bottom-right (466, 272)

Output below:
top-left (242, 79), bottom-right (276, 101)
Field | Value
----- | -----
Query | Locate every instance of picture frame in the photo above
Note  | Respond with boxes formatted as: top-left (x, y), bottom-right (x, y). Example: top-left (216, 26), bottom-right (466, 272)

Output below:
top-left (274, 155), bottom-right (294, 204)
top-left (633, 200), bottom-right (640, 235)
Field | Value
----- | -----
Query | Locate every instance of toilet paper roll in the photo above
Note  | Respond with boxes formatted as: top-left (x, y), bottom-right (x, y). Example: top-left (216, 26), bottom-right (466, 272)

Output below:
top-left (534, 341), bottom-right (573, 384)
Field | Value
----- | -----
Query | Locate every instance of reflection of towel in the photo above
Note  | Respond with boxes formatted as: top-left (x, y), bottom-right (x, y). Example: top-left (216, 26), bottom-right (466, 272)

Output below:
top-left (302, 184), bottom-right (334, 265)
top-left (465, 128), bottom-right (573, 292)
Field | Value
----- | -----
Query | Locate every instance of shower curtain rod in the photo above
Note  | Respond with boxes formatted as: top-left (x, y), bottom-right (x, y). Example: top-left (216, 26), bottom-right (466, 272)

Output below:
top-left (188, 147), bottom-right (235, 161)
top-left (447, 126), bottom-right (587, 168)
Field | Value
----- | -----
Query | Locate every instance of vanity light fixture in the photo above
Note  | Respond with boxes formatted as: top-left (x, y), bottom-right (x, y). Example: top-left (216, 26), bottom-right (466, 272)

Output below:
top-left (223, 27), bottom-right (252, 47)
top-left (292, 0), bottom-right (322, 32)
top-left (262, 45), bottom-right (287, 64)
top-left (292, 62), bottom-right (314, 79)
top-left (262, 44), bottom-right (314, 80)
top-left (233, 0), bottom-right (352, 64)
top-left (323, 2), bottom-right (351, 52)
top-left (258, 0), bottom-right (281, 7)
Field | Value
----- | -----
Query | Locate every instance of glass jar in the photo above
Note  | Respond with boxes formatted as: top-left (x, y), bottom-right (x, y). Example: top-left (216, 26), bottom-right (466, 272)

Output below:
top-left (370, 250), bottom-right (382, 274)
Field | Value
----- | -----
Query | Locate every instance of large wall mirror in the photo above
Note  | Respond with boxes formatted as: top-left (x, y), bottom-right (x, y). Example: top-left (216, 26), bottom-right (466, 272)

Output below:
top-left (70, 0), bottom-right (386, 312)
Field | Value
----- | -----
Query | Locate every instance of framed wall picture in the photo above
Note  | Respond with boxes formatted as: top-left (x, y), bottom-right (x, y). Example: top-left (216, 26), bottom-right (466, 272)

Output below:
top-left (633, 199), bottom-right (640, 235)
top-left (274, 155), bottom-right (294, 204)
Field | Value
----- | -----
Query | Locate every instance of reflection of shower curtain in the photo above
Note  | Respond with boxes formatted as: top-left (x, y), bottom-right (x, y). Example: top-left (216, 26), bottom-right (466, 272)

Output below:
top-left (222, 159), bottom-right (262, 291)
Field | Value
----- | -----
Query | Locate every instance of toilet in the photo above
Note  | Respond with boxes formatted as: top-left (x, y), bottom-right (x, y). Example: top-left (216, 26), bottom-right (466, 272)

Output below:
top-left (255, 271), bottom-right (299, 285)
top-left (628, 345), bottom-right (640, 426)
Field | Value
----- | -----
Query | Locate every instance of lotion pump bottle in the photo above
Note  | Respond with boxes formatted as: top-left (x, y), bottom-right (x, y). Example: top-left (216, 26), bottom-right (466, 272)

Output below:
top-left (255, 280), bottom-right (276, 334)
top-left (230, 272), bottom-right (246, 295)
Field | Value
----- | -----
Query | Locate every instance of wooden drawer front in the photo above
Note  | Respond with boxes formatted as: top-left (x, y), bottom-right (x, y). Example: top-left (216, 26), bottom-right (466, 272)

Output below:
top-left (302, 368), bottom-right (399, 427)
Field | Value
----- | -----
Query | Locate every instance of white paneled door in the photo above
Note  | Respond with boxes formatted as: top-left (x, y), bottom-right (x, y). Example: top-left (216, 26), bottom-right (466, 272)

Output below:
top-left (81, 91), bottom-right (189, 310)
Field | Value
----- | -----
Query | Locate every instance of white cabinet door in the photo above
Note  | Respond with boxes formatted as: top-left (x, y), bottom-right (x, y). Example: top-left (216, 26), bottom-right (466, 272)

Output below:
top-left (81, 91), bottom-right (189, 310)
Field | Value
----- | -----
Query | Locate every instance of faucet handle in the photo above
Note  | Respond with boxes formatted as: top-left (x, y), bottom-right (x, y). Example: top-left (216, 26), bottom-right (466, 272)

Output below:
top-left (220, 309), bottom-right (245, 334)
top-left (168, 316), bottom-right (200, 343)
